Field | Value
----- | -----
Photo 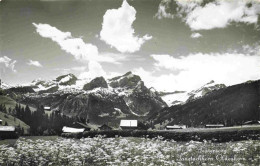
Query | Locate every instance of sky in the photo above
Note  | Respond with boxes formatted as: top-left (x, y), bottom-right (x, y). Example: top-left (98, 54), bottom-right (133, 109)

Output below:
top-left (0, 0), bottom-right (260, 92)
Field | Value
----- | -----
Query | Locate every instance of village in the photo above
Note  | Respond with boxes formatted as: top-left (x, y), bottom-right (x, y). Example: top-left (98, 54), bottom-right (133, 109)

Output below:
top-left (2, 115), bottom-right (260, 140)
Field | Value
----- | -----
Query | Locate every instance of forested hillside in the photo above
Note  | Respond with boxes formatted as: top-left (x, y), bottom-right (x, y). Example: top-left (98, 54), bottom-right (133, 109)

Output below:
top-left (150, 80), bottom-right (260, 127)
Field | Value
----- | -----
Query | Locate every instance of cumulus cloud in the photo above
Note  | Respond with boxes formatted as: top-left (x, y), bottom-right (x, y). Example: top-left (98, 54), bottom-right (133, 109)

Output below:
top-left (0, 56), bottom-right (17, 73)
top-left (190, 32), bottom-right (202, 38)
top-left (27, 60), bottom-right (42, 67)
top-left (33, 23), bottom-right (117, 63)
top-left (100, 0), bottom-right (152, 53)
top-left (78, 61), bottom-right (106, 80)
top-left (134, 53), bottom-right (260, 92)
top-left (155, 0), bottom-right (174, 19)
top-left (177, 0), bottom-right (260, 30)
top-left (156, 0), bottom-right (260, 30)
top-left (153, 53), bottom-right (260, 90)
top-left (54, 66), bottom-right (88, 76)
top-left (32, 22), bottom-right (127, 80)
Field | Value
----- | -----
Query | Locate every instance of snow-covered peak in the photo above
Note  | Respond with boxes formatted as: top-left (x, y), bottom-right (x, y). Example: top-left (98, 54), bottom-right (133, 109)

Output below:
top-left (58, 75), bottom-right (72, 84)
top-left (0, 82), bottom-right (11, 89)
top-left (188, 80), bottom-right (226, 99)
top-left (55, 73), bottom-right (77, 85)
top-left (32, 78), bottom-right (44, 83)
top-left (108, 71), bottom-right (142, 89)
top-left (160, 80), bottom-right (226, 107)
top-left (160, 91), bottom-right (189, 106)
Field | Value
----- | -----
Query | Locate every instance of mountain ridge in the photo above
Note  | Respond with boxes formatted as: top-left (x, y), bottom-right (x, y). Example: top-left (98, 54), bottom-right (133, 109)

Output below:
top-left (1, 72), bottom-right (259, 127)
top-left (3, 72), bottom-right (167, 125)
top-left (160, 80), bottom-right (226, 106)
top-left (150, 80), bottom-right (260, 128)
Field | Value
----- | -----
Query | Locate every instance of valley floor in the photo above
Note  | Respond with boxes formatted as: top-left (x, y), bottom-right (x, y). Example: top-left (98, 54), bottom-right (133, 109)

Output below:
top-left (0, 136), bottom-right (259, 165)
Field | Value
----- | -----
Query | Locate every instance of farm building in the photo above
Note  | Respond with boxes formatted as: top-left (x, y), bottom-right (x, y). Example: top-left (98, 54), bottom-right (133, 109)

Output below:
top-left (120, 120), bottom-right (137, 130)
top-left (62, 126), bottom-right (85, 133)
top-left (44, 106), bottom-right (51, 111)
top-left (99, 124), bottom-right (112, 131)
top-left (120, 120), bottom-right (148, 130)
top-left (166, 125), bottom-right (187, 130)
top-left (205, 124), bottom-right (224, 128)
top-left (0, 126), bottom-right (17, 139)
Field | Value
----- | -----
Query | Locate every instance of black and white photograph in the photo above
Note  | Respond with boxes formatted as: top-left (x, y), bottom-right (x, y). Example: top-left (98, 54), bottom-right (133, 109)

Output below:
top-left (0, 0), bottom-right (260, 165)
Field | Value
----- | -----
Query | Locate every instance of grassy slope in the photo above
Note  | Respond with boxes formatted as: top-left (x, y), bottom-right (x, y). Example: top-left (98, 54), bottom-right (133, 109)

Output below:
top-left (0, 112), bottom-right (30, 134)
top-left (0, 95), bottom-right (36, 111)
top-left (0, 95), bottom-right (33, 134)
top-left (0, 95), bottom-right (56, 117)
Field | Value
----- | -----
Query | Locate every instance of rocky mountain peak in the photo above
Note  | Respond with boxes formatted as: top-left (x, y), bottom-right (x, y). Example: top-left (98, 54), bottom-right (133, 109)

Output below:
top-left (123, 71), bottom-right (132, 76)
top-left (187, 80), bottom-right (226, 101)
top-left (109, 71), bottom-right (142, 89)
top-left (83, 76), bottom-right (108, 91)
top-left (55, 73), bottom-right (78, 86)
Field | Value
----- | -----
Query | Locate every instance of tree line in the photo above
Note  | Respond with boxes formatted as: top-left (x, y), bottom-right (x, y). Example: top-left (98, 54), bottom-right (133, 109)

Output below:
top-left (0, 104), bottom-right (86, 135)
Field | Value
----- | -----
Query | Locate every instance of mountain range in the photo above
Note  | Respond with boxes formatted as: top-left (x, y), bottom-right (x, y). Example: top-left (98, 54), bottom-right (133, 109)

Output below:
top-left (0, 72), bottom-right (259, 127)
top-left (1, 72), bottom-right (166, 125)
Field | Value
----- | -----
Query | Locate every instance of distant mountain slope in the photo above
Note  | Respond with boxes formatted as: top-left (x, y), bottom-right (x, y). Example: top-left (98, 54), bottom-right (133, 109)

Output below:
top-left (32, 73), bottom-right (79, 93)
top-left (150, 80), bottom-right (260, 127)
top-left (56, 73), bottom-right (77, 86)
top-left (187, 80), bottom-right (226, 102)
top-left (160, 80), bottom-right (226, 106)
top-left (0, 95), bottom-right (36, 111)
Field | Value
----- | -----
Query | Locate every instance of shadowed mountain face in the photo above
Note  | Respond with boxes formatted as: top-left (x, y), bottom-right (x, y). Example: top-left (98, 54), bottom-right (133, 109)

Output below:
top-left (150, 80), bottom-right (260, 127)
top-left (83, 77), bottom-right (108, 91)
top-left (5, 72), bottom-right (167, 124)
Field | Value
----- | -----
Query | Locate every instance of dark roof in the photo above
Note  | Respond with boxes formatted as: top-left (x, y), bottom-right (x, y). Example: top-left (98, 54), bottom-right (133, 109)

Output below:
top-left (243, 120), bottom-right (260, 124)
top-left (205, 124), bottom-right (224, 127)
top-left (72, 122), bottom-right (91, 129)
top-left (99, 124), bottom-right (112, 129)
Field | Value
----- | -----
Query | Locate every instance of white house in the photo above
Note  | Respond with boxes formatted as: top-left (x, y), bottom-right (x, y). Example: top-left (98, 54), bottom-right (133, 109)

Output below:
top-left (44, 106), bottom-right (51, 111)
top-left (166, 125), bottom-right (187, 130)
top-left (62, 126), bottom-right (85, 133)
top-left (0, 126), bottom-right (15, 132)
top-left (120, 120), bottom-right (138, 130)
top-left (205, 124), bottom-right (224, 128)
top-left (0, 126), bottom-right (16, 139)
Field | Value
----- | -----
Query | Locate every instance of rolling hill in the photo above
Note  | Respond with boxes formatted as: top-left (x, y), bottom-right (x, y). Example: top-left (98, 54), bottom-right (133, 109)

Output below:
top-left (0, 95), bottom-right (36, 111)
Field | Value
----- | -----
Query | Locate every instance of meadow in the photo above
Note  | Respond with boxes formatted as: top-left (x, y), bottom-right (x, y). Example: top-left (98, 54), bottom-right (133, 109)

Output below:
top-left (62, 126), bottom-right (260, 142)
top-left (0, 136), bottom-right (259, 166)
